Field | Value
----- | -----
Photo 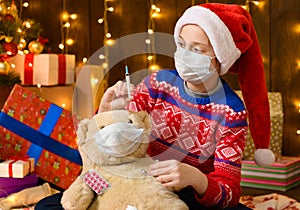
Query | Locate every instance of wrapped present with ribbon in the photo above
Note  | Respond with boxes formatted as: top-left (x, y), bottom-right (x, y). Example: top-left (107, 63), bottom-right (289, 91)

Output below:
top-left (10, 53), bottom-right (75, 86)
top-left (0, 156), bottom-right (34, 178)
top-left (241, 156), bottom-right (300, 191)
top-left (0, 84), bottom-right (82, 189)
top-left (236, 91), bottom-right (284, 161)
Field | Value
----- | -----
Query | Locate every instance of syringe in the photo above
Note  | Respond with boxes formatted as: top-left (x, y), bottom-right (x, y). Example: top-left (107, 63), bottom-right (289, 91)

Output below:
top-left (125, 65), bottom-right (131, 99)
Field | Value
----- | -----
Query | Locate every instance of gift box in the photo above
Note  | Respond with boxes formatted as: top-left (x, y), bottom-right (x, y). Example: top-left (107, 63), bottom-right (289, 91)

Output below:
top-left (241, 156), bottom-right (300, 191)
top-left (0, 157), bottom-right (34, 178)
top-left (0, 84), bottom-right (82, 189)
top-left (236, 91), bottom-right (284, 161)
top-left (0, 173), bottom-right (38, 198)
top-left (240, 193), bottom-right (300, 210)
top-left (11, 53), bottom-right (75, 86)
top-left (74, 64), bottom-right (109, 118)
top-left (26, 85), bottom-right (74, 112)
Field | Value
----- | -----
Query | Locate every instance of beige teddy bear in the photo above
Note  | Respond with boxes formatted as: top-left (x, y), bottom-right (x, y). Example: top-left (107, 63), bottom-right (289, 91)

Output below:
top-left (61, 110), bottom-right (188, 210)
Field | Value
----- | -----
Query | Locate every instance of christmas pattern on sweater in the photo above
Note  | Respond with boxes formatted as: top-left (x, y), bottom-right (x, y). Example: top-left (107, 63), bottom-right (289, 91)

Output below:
top-left (128, 70), bottom-right (248, 208)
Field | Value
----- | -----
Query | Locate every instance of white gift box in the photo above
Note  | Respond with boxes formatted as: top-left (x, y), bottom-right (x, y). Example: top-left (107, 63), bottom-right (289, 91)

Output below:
top-left (11, 54), bottom-right (75, 86)
top-left (0, 158), bottom-right (35, 178)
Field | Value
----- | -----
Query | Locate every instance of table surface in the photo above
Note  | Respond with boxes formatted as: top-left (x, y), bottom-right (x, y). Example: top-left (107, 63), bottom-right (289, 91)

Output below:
top-left (242, 185), bottom-right (300, 201)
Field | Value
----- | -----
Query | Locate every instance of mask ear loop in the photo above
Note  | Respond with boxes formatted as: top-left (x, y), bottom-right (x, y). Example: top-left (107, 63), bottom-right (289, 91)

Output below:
top-left (209, 56), bottom-right (220, 73)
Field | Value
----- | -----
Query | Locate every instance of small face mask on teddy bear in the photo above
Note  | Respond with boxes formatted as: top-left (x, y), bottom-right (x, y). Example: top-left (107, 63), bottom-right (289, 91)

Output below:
top-left (94, 122), bottom-right (148, 157)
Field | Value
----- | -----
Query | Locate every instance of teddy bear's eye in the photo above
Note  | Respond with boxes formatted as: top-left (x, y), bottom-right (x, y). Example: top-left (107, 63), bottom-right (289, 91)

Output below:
top-left (128, 119), bottom-right (133, 124)
top-left (100, 126), bottom-right (105, 129)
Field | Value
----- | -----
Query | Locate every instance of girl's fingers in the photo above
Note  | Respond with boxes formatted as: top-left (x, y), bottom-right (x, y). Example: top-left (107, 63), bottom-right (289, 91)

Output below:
top-left (148, 160), bottom-right (179, 176)
top-left (99, 79), bottom-right (135, 112)
top-left (115, 81), bottom-right (131, 97)
top-left (113, 81), bottom-right (123, 97)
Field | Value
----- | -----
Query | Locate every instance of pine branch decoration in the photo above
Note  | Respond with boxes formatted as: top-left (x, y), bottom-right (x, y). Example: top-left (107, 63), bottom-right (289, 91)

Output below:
top-left (0, 70), bottom-right (21, 87)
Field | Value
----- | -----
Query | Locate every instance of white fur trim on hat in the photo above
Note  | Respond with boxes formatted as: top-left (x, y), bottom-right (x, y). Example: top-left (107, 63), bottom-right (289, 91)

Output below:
top-left (174, 6), bottom-right (241, 75)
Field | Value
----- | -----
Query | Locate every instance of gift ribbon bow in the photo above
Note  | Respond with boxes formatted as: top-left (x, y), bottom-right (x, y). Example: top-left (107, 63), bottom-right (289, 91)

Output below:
top-left (8, 156), bottom-right (31, 178)
top-left (37, 35), bottom-right (49, 46)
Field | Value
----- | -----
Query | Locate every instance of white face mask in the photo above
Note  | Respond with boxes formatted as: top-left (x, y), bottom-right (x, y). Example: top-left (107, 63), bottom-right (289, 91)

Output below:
top-left (174, 46), bottom-right (216, 84)
top-left (94, 122), bottom-right (148, 157)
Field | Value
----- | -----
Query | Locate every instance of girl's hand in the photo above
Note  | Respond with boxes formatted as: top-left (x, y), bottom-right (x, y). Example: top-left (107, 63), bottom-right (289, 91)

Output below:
top-left (98, 81), bottom-right (135, 112)
top-left (148, 159), bottom-right (208, 196)
top-left (148, 160), bottom-right (193, 189)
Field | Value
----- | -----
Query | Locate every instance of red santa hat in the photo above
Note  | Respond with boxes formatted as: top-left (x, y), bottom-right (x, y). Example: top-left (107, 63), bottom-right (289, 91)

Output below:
top-left (174, 3), bottom-right (275, 166)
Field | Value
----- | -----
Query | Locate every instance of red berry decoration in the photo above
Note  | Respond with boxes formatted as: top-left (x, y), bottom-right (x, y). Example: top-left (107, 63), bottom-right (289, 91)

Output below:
top-left (3, 14), bottom-right (15, 22)
top-left (2, 42), bottom-right (18, 57)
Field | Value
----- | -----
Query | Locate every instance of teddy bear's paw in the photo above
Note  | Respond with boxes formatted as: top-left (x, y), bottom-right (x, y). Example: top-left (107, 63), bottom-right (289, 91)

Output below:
top-left (61, 191), bottom-right (94, 210)
top-left (61, 177), bottom-right (95, 210)
top-left (60, 202), bottom-right (77, 210)
top-left (156, 190), bottom-right (189, 210)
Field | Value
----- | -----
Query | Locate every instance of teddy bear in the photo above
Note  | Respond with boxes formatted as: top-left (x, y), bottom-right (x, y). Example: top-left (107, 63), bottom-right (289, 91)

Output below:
top-left (61, 110), bottom-right (188, 210)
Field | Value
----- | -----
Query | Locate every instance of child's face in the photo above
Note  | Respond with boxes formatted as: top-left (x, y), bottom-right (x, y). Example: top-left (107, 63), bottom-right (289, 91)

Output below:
top-left (179, 24), bottom-right (220, 73)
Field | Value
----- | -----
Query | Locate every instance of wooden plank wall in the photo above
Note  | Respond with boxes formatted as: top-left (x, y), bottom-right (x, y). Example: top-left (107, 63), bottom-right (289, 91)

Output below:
top-left (269, 0), bottom-right (300, 156)
top-left (21, 0), bottom-right (300, 156)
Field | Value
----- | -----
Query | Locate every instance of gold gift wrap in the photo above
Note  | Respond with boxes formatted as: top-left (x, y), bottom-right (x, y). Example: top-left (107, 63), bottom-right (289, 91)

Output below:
top-left (235, 91), bottom-right (284, 161)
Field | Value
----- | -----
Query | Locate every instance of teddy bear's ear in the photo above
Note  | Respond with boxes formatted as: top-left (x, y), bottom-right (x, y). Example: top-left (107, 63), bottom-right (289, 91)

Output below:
top-left (134, 110), bottom-right (147, 119)
top-left (141, 111), bottom-right (151, 131)
top-left (129, 110), bottom-right (151, 130)
top-left (76, 118), bottom-right (90, 144)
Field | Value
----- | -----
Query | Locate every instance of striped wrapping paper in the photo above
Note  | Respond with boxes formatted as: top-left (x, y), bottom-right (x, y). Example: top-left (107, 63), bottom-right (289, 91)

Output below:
top-left (241, 156), bottom-right (300, 191)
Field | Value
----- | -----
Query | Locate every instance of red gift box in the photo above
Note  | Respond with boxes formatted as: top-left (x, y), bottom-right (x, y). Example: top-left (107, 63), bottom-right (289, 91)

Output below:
top-left (0, 173), bottom-right (38, 198)
top-left (0, 84), bottom-right (82, 189)
top-left (10, 53), bottom-right (75, 86)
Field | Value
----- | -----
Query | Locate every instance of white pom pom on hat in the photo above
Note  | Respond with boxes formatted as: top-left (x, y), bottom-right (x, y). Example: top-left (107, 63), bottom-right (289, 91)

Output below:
top-left (254, 149), bottom-right (275, 166)
top-left (174, 3), bottom-right (275, 166)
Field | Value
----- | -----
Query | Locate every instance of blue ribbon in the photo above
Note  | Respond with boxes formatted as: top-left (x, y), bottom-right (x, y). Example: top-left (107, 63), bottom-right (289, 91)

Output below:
top-left (27, 104), bottom-right (63, 164)
top-left (0, 111), bottom-right (82, 165)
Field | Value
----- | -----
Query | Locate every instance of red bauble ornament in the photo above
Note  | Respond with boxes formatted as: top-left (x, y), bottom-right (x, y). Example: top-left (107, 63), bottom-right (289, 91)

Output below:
top-left (3, 14), bottom-right (15, 22)
top-left (2, 42), bottom-right (18, 57)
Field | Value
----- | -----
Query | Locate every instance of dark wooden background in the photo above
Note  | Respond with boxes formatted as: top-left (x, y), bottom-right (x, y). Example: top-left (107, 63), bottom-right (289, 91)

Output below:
top-left (21, 0), bottom-right (300, 156)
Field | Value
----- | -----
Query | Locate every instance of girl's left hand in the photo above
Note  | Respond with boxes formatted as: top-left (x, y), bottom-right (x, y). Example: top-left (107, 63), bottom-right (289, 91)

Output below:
top-left (148, 159), bottom-right (197, 189)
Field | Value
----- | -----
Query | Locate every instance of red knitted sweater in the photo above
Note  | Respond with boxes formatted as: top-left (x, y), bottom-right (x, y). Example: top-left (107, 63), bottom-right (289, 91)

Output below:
top-left (128, 70), bottom-right (248, 208)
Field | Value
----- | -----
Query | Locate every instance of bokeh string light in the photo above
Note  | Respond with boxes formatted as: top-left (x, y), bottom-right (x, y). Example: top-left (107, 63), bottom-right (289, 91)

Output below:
top-left (97, 0), bottom-right (116, 72)
top-left (297, 102), bottom-right (300, 135)
top-left (242, 0), bottom-right (264, 11)
top-left (147, 0), bottom-right (160, 71)
top-left (92, 0), bottom-right (265, 73)
top-left (59, 0), bottom-right (77, 54)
